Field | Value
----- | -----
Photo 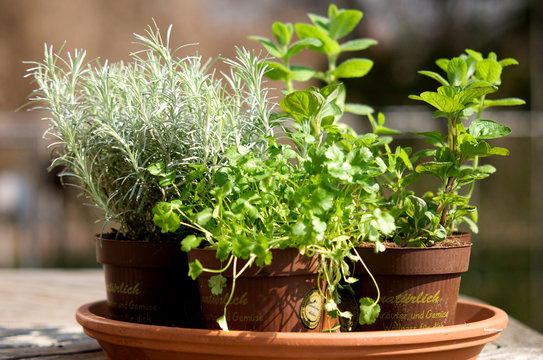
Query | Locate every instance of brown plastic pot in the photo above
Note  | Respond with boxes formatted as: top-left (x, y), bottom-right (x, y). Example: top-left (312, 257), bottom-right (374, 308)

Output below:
top-left (76, 298), bottom-right (508, 360)
top-left (96, 238), bottom-right (203, 327)
top-left (352, 234), bottom-right (472, 331)
top-left (188, 248), bottom-right (323, 332)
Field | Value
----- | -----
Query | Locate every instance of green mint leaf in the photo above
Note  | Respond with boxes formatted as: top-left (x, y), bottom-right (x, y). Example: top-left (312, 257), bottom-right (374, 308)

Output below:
top-left (272, 22), bottom-right (293, 47)
top-left (329, 9), bottom-right (363, 40)
top-left (359, 297), bottom-right (380, 325)
top-left (286, 38), bottom-right (322, 59)
top-left (262, 61), bottom-right (290, 81)
top-left (410, 91), bottom-right (463, 114)
top-left (340, 38), bottom-right (377, 52)
top-left (468, 119), bottom-right (511, 140)
top-left (295, 23), bottom-right (339, 55)
top-left (447, 57), bottom-right (467, 87)
top-left (483, 97), bottom-right (526, 108)
top-left (289, 65), bottom-right (316, 81)
top-left (476, 59), bottom-right (502, 85)
top-left (249, 36), bottom-right (284, 58)
top-left (332, 58), bottom-right (373, 79)
top-left (499, 58), bottom-right (519, 67)
top-left (280, 90), bottom-right (321, 120)
top-left (418, 70), bottom-right (449, 86)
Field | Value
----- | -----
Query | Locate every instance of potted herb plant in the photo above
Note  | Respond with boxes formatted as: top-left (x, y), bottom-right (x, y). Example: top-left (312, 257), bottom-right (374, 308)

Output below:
top-left (152, 4), bottom-right (399, 332)
top-left (352, 49), bottom-right (525, 330)
top-left (25, 24), bottom-right (275, 327)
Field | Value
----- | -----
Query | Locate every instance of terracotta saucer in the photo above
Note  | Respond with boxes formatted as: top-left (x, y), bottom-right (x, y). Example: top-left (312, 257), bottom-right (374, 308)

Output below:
top-left (76, 299), bottom-right (507, 360)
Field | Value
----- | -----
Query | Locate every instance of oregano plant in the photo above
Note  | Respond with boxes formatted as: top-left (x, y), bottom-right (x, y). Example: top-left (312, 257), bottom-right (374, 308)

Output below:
top-left (393, 49), bottom-right (525, 242)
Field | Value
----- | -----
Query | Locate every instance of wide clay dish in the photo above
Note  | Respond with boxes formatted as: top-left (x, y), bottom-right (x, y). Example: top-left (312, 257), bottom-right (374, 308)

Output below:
top-left (76, 299), bottom-right (507, 360)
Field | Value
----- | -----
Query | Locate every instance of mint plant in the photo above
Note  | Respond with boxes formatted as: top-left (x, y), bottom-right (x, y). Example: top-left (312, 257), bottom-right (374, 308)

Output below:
top-left (386, 49), bottom-right (525, 244)
top-left (25, 24), bottom-right (274, 242)
top-left (251, 3), bottom-right (390, 129)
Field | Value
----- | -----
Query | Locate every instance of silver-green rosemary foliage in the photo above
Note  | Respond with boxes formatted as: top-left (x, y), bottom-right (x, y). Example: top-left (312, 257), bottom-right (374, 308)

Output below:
top-left (25, 25), bottom-right (275, 242)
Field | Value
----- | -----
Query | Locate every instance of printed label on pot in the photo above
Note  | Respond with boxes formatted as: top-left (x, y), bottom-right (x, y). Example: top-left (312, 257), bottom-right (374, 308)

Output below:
top-left (377, 290), bottom-right (452, 330)
top-left (106, 281), bottom-right (141, 295)
top-left (300, 288), bottom-right (323, 330)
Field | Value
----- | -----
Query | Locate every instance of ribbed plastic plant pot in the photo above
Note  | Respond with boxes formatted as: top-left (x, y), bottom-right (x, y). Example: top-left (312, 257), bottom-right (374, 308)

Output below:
top-left (187, 248), bottom-right (323, 332)
top-left (352, 233), bottom-right (472, 331)
top-left (76, 298), bottom-right (508, 360)
top-left (96, 237), bottom-right (203, 328)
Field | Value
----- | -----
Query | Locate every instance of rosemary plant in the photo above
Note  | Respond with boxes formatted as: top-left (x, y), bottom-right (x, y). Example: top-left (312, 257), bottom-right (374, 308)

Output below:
top-left (25, 25), bottom-right (274, 242)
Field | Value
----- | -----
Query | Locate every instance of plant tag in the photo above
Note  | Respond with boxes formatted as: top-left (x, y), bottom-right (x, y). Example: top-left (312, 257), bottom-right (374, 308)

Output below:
top-left (299, 288), bottom-right (323, 330)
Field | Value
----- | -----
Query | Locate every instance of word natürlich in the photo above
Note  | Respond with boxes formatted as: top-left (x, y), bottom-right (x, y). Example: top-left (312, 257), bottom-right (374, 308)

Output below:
top-left (380, 290), bottom-right (441, 305)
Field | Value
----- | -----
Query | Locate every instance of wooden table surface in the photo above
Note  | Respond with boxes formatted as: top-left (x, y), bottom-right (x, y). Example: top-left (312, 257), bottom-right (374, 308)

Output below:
top-left (1, 269), bottom-right (543, 359)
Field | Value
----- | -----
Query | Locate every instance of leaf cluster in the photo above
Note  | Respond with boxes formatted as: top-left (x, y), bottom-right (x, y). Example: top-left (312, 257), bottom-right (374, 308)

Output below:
top-left (250, 3), bottom-right (381, 127)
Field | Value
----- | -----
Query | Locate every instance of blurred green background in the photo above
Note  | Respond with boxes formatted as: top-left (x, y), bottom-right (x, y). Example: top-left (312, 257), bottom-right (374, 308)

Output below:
top-left (0, 0), bottom-right (541, 332)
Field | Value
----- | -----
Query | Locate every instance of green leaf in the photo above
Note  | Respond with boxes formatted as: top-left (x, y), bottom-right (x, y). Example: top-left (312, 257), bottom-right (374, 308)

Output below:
top-left (373, 209), bottom-right (395, 235)
top-left (195, 207), bottom-right (214, 226)
top-left (415, 161), bottom-right (453, 180)
top-left (262, 61), bottom-right (290, 81)
top-left (158, 170), bottom-right (176, 187)
top-left (286, 38), bottom-right (322, 59)
top-left (340, 38), bottom-right (377, 52)
top-left (332, 58), bottom-right (373, 79)
top-left (249, 36), bottom-right (284, 58)
top-left (455, 85), bottom-right (497, 105)
top-left (188, 259), bottom-right (203, 280)
top-left (489, 146), bottom-right (510, 156)
top-left (152, 202), bottom-right (180, 233)
top-left (435, 58), bottom-right (449, 72)
top-left (295, 23), bottom-right (340, 55)
top-left (272, 22), bottom-right (292, 47)
top-left (311, 187), bottom-right (335, 215)
top-left (290, 65), bottom-right (316, 81)
top-left (483, 97), bottom-right (525, 108)
top-left (329, 9), bottom-right (363, 40)
top-left (500, 58), bottom-right (519, 67)
top-left (217, 315), bottom-right (229, 332)
top-left (147, 162), bottom-right (166, 176)
top-left (358, 297), bottom-right (380, 325)
top-left (181, 235), bottom-right (202, 252)
top-left (476, 59), bottom-right (502, 85)
top-left (410, 92), bottom-right (463, 113)
top-left (208, 274), bottom-right (227, 295)
top-left (418, 70), bottom-right (449, 86)
top-left (447, 57), bottom-right (467, 86)
top-left (465, 49), bottom-right (483, 61)
top-left (468, 119), bottom-right (511, 140)
top-left (280, 90), bottom-right (321, 120)
top-left (308, 13), bottom-right (330, 31)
